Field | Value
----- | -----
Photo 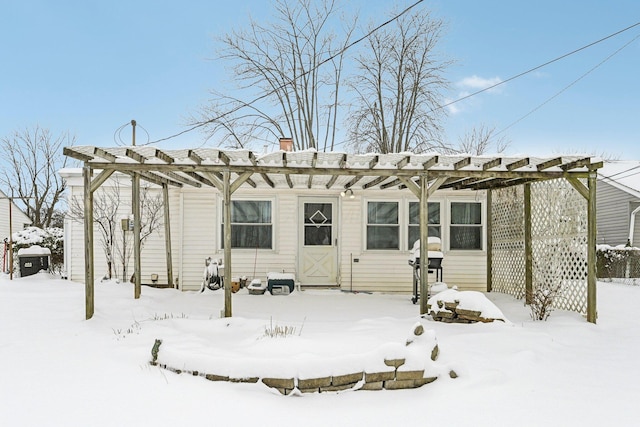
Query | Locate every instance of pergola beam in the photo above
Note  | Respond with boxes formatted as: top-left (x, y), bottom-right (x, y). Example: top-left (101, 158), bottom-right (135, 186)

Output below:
top-left (89, 170), bottom-right (115, 193)
top-left (84, 162), bottom-right (594, 182)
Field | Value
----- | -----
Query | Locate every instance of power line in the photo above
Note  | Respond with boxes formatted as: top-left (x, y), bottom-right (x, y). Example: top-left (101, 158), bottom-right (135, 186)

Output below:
top-left (603, 164), bottom-right (640, 180)
top-left (149, 0), bottom-right (425, 144)
top-left (496, 32), bottom-right (640, 136)
top-left (149, 13), bottom-right (639, 146)
top-left (437, 21), bottom-right (640, 113)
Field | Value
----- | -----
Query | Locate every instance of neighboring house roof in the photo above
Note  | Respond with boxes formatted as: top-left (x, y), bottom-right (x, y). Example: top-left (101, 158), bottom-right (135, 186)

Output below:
top-left (598, 161), bottom-right (640, 199)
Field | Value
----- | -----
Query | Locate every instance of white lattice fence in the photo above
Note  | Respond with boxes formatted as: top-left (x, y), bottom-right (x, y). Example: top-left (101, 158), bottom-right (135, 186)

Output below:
top-left (490, 180), bottom-right (589, 314)
top-left (491, 186), bottom-right (526, 298)
top-left (530, 179), bottom-right (588, 314)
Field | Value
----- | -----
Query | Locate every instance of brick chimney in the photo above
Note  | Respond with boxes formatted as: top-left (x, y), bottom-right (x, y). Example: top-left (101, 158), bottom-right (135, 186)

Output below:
top-left (279, 137), bottom-right (293, 152)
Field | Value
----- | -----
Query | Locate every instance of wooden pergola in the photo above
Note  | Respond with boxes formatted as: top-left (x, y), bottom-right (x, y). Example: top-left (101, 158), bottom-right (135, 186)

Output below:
top-left (63, 146), bottom-right (602, 323)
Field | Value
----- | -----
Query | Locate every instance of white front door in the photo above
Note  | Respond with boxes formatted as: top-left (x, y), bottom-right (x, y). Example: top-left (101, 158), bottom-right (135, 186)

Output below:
top-left (299, 198), bottom-right (338, 286)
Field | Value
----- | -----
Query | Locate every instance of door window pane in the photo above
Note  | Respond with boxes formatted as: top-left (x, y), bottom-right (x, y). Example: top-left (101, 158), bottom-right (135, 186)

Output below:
top-left (304, 203), bottom-right (332, 246)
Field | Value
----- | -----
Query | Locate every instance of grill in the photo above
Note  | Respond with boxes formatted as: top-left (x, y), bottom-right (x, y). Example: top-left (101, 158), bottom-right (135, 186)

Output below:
top-left (408, 237), bottom-right (444, 304)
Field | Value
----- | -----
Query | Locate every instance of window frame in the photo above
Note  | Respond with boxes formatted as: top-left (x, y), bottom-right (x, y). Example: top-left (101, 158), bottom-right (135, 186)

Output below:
top-left (365, 200), bottom-right (400, 250)
top-left (448, 201), bottom-right (484, 251)
top-left (220, 198), bottom-right (275, 250)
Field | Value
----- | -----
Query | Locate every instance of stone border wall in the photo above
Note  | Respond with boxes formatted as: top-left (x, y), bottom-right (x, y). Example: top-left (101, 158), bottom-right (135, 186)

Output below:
top-left (149, 324), bottom-right (458, 394)
top-left (151, 356), bottom-right (454, 394)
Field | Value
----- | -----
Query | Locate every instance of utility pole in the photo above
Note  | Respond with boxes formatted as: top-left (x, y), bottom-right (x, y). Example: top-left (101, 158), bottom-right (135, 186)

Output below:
top-left (130, 119), bottom-right (141, 298)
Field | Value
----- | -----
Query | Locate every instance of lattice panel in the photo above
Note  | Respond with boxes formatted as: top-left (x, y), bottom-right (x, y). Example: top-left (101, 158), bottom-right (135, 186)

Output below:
top-left (491, 186), bottom-right (526, 298)
top-left (530, 179), bottom-right (588, 314)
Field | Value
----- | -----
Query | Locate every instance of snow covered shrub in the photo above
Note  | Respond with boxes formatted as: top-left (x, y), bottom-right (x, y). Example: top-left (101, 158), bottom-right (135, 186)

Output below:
top-left (596, 245), bottom-right (640, 284)
top-left (11, 226), bottom-right (64, 275)
top-left (528, 284), bottom-right (562, 321)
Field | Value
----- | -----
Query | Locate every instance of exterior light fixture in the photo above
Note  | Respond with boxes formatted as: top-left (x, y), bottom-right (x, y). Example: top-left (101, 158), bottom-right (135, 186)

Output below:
top-left (340, 188), bottom-right (355, 199)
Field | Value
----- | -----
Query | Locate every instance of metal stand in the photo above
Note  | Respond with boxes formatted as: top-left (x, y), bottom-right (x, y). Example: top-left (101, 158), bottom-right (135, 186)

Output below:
top-left (410, 259), bottom-right (443, 304)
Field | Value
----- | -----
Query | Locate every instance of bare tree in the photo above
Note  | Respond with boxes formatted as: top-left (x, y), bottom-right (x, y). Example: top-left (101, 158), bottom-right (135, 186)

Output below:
top-left (196, 0), bottom-right (355, 151)
top-left (69, 184), bottom-right (121, 279)
top-left (68, 179), bottom-right (164, 280)
top-left (347, 9), bottom-right (451, 154)
top-left (114, 186), bottom-right (164, 282)
top-left (454, 124), bottom-right (511, 155)
top-left (0, 126), bottom-right (75, 228)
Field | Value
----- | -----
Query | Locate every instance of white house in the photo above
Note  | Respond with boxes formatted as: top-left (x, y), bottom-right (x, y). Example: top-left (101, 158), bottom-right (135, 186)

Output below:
top-left (60, 169), bottom-right (487, 293)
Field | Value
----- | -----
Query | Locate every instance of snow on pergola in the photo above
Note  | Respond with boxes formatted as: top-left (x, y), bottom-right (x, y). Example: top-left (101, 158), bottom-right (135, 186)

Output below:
top-left (63, 146), bottom-right (603, 323)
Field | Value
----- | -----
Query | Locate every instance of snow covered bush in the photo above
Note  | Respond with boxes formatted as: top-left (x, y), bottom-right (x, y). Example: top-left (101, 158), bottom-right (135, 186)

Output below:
top-left (528, 284), bottom-right (561, 321)
top-left (596, 245), bottom-right (640, 285)
top-left (11, 226), bottom-right (64, 275)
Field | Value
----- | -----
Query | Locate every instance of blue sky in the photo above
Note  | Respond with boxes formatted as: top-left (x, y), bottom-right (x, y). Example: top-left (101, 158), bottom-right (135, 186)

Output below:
top-left (2, 0), bottom-right (639, 159)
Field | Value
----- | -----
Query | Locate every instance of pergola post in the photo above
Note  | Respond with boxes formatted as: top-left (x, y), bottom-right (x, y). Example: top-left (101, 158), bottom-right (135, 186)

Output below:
top-left (587, 171), bottom-right (597, 323)
top-left (524, 184), bottom-right (533, 304)
top-left (486, 189), bottom-right (493, 292)
top-left (133, 172), bottom-right (141, 299)
top-left (83, 165), bottom-right (94, 319)
top-left (162, 184), bottom-right (174, 288)
top-left (223, 170), bottom-right (232, 317)
top-left (419, 174), bottom-right (429, 315)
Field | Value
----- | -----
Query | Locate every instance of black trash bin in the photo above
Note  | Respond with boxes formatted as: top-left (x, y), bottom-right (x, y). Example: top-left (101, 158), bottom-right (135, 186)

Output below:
top-left (17, 246), bottom-right (51, 277)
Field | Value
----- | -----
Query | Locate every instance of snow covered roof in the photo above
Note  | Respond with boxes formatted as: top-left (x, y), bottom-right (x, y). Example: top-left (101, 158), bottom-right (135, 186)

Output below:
top-left (598, 160), bottom-right (640, 199)
top-left (63, 146), bottom-right (603, 192)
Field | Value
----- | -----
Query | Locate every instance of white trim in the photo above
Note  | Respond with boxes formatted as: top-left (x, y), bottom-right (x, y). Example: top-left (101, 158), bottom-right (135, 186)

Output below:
top-left (629, 205), bottom-right (640, 246)
top-left (217, 195), bottom-right (277, 252)
top-left (363, 199), bottom-right (401, 252)
top-left (446, 198), bottom-right (486, 253)
top-left (297, 196), bottom-right (339, 285)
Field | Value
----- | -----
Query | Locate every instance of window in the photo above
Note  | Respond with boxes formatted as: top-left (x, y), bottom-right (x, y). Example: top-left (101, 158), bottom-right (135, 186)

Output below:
top-left (408, 202), bottom-right (441, 249)
top-left (222, 200), bottom-right (272, 249)
top-left (304, 202), bottom-right (333, 246)
top-left (450, 202), bottom-right (482, 250)
top-left (367, 201), bottom-right (399, 250)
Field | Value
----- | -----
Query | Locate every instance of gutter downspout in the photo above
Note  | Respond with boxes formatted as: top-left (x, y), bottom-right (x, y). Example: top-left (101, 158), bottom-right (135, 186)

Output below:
top-left (629, 205), bottom-right (640, 246)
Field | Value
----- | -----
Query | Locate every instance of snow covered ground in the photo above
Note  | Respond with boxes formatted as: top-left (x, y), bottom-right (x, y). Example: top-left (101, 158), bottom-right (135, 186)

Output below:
top-left (1, 273), bottom-right (638, 427)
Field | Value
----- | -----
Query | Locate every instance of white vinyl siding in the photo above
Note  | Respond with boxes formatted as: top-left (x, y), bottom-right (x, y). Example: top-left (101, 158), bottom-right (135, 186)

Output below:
top-left (344, 193), bottom-right (486, 293)
top-left (0, 193), bottom-right (31, 243)
top-left (64, 178), bottom-right (169, 284)
top-left (596, 180), bottom-right (640, 246)
top-left (179, 188), bottom-right (217, 290)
